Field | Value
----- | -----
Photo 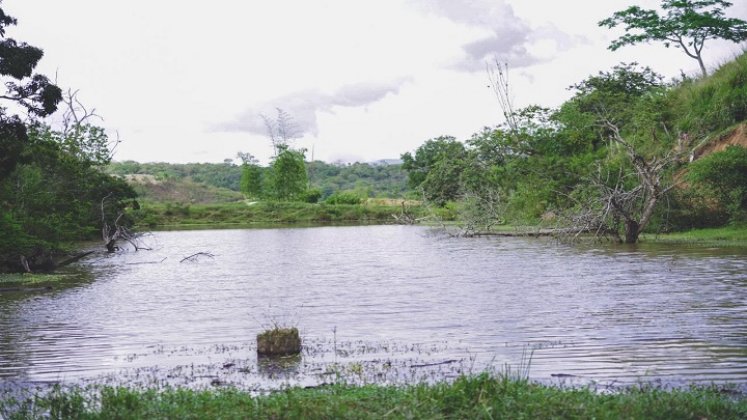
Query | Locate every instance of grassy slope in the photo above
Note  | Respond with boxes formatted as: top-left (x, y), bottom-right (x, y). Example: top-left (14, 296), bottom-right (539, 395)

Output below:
top-left (669, 52), bottom-right (747, 145)
top-left (4, 375), bottom-right (745, 419)
top-left (126, 175), bottom-right (244, 204)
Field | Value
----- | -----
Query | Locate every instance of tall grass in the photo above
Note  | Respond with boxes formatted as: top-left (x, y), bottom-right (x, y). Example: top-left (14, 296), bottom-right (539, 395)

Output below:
top-left (669, 52), bottom-right (747, 139)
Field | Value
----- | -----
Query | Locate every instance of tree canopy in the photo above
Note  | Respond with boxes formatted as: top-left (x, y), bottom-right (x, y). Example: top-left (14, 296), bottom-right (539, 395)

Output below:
top-left (599, 0), bottom-right (747, 76)
top-left (0, 0), bottom-right (62, 180)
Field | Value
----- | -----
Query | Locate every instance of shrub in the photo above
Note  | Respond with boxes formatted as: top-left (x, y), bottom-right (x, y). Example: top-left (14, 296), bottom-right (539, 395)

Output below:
top-left (256, 327), bottom-right (301, 356)
top-left (302, 188), bottom-right (322, 203)
top-left (687, 146), bottom-right (747, 222)
top-left (325, 191), bottom-right (362, 205)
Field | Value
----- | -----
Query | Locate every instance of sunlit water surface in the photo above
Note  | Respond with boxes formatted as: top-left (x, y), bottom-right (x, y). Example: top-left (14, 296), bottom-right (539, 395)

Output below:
top-left (1, 225), bottom-right (746, 391)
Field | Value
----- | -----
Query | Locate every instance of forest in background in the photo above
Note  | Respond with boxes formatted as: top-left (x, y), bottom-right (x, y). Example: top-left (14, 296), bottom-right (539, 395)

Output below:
top-left (105, 160), bottom-right (409, 204)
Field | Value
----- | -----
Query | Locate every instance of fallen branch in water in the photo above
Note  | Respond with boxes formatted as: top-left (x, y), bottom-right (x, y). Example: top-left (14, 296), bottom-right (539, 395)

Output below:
top-left (55, 251), bottom-right (95, 268)
top-left (180, 252), bottom-right (215, 263)
top-left (128, 257), bottom-right (168, 265)
top-left (410, 359), bottom-right (458, 368)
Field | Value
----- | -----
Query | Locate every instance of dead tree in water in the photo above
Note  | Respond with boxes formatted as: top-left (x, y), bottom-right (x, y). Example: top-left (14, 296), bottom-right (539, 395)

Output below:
top-left (101, 193), bottom-right (148, 252)
top-left (568, 121), bottom-right (691, 244)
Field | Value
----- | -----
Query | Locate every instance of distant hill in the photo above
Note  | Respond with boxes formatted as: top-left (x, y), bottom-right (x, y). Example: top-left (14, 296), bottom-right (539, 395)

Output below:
top-left (121, 174), bottom-right (243, 204)
top-left (107, 159), bottom-right (411, 202)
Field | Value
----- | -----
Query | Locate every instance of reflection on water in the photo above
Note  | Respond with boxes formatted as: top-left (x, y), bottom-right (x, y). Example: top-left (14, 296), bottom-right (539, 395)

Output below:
top-left (1, 225), bottom-right (746, 390)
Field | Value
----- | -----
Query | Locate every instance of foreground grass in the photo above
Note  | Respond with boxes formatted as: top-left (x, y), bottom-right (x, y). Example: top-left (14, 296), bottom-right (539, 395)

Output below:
top-left (3, 375), bottom-right (745, 419)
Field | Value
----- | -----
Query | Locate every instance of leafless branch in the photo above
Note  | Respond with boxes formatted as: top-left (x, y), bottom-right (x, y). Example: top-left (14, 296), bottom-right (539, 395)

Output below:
top-left (487, 61), bottom-right (518, 132)
top-left (61, 89), bottom-right (103, 136)
top-left (560, 120), bottom-right (695, 243)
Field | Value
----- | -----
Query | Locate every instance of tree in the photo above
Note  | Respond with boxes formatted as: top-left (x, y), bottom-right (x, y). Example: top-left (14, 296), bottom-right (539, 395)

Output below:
top-left (554, 64), bottom-right (689, 243)
top-left (239, 153), bottom-right (263, 198)
top-left (268, 145), bottom-right (308, 200)
top-left (401, 136), bottom-right (466, 205)
top-left (599, 0), bottom-right (747, 77)
top-left (0, 2), bottom-right (139, 272)
top-left (596, 121), bottom-right (687, 243)
top-left (0, 1), bottom-right (62, 180)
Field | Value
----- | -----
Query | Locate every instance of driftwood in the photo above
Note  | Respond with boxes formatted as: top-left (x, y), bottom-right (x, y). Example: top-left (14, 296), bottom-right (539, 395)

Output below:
top-left (180, 252), bottom-right (215, 263)
top-left (16, 250), bottom-right (95, 273)
top-left (410, 359), bottom-right (458, 368)
top-left (55, 251), bottom-right (95, 267)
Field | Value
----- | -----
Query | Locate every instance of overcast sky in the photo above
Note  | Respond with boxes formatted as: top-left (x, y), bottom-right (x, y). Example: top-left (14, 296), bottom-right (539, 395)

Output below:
top-left (6, 0), bottom-right (747, 164)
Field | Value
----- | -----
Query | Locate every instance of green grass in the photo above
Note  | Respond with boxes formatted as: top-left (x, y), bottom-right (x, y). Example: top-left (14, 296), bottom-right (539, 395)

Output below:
top-left (669, 51), bottom-right (747, 139)
top-left (2, 375), bottom-right (745, 419)
top-left (0, 273), bottom-right (74, 287)
top-left (644, 224), bottom-right (747, 246)
top-left (132, 200), bottom-right (442, 228)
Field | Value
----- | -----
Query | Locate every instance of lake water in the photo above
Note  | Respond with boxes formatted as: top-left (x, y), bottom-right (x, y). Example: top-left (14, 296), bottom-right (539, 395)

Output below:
top-left (1, 225), bottom-right (746, 391)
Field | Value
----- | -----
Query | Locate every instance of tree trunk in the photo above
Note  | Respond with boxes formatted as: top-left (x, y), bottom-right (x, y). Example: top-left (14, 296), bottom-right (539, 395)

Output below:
top-left (696, 54), bottom-right (707, 78)
top-left (624, 219), bottom-right (639, 244)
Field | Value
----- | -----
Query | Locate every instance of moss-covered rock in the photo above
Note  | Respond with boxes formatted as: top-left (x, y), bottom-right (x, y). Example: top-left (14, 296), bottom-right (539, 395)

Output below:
top-left (256, 327), bottom-right (301, 356)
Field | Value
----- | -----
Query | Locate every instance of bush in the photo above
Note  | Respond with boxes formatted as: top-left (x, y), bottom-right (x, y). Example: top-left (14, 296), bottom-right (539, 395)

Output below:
top-left (325, 191), bottom-right (363, 205)
top-left (687, 146), bottom-right (747, 222)
top-left (302, 188), bottom-right (322, 203)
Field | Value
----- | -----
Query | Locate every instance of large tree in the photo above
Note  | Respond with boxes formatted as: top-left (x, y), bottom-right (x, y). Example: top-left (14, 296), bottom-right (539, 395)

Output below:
top-left (599, 0), bottom-right (747, 77)
top-left (401, 136), bottom-right (466, 205)
top-left (0, 2), bottom-right (138, 272)
top-left (0, 1), bottom-right (62, 179)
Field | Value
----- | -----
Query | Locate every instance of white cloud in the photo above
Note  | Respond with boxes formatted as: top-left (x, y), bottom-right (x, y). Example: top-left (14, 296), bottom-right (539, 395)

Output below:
top-left (214, 78), bottom-right (412, 137)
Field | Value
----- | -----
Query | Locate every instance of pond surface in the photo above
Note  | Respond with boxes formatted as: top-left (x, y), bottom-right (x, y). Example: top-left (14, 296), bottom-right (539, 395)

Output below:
top-left (1, 225), bottom-right (746, 391)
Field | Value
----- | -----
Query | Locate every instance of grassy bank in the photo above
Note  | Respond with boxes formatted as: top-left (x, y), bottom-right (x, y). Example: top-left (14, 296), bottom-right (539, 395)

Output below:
top-left (132, 200), bottom-right (448, 228)
top-left (0, 273), bottom-right (75, 288)
top-left (2, 375), bottom-right (744, 419)
top-left (643, 224), bottom-right (747, 247)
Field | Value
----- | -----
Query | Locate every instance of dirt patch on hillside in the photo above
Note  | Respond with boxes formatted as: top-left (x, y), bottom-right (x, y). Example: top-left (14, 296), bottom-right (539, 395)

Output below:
top-left (365, 198), bottom-right (421, 206)
top-left (693, 124), bottom-right (747, 161)
top-left (124, 174), bottom-right (160, 184)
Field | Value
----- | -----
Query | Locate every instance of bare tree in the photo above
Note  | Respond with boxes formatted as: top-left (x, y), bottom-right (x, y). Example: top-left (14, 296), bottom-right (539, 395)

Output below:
top-left (101, 193), bottom-right (149, 252)
top-left (565, 121), bottom-right (692, 244)
top-left (60, 88), bottom-right (100, 134)
top-left (487, 61), bottom-right (518, 133)
top-left (59, 89), bottom-right (122, 164)
top-left (260, 108), bottom-right (300, 156)
top-left (459, 188), bottom-right (504, 236)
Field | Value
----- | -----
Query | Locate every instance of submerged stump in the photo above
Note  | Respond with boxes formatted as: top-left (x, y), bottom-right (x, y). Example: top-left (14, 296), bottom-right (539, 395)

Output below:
top-left (257, 327), bottom-right (302, 356)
